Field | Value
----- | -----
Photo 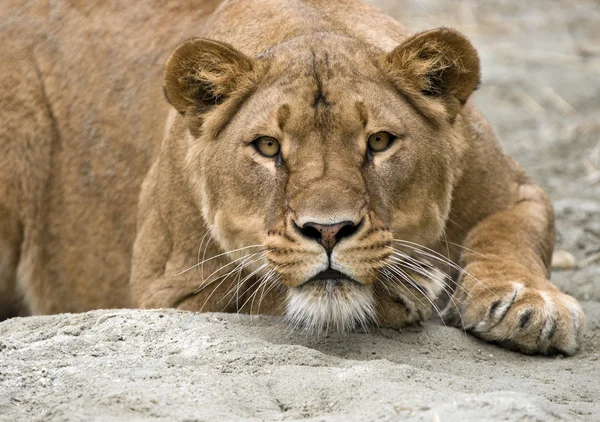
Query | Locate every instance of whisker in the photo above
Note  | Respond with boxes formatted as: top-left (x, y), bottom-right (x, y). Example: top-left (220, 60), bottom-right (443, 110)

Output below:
top-left (392, 240), bottom-right (499, 300)
top-left (234, 263), bottom-right (273, 304)
top-left (389, 225), bottom-right (489, 259)
top-left (174, 244), bottom-right (265, 277)
top-left (216, 253), bottom-right (269, 302)
top-left (196, 230), bottom-right (211, 276)
top-left (194, 253), bottom-right (267, 315)
top-left (247, 270), bottom-right (274, 313)
top-left (392, 240), bottom-right (463, 272)
top-left (199, 251), bottom-right (266, 289)
top-left (389, 251), bottom-right (471, 298)
top-left (439, 222), bottom-right (453, 286)
top-left (389, 255), bottom-right (452, 298)
top-left (381, 267), bottom-right (428, 311)
top-left (442, 240), bottom-right (489, 259)
top-left (250, 269), bottom-right (277, 314)
top-left (206, 251), bottom-right (265, 290)
top-left (170, 253), bottom-right (261, 310)
top-left (256, 270), bottom-right (281, 315)
top-left (232, 264), bottom-right (271, 314)
top-left (385, 264), bottom-right (446, 323)
top-left (381, 268), bottom-right (437, 324)
top-left (388, 255), bottom-right (466, 329)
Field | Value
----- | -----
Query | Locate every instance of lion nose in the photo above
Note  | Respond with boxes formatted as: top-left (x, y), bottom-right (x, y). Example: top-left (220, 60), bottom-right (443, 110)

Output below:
top-left (298, 220), bottom-right (361, 254)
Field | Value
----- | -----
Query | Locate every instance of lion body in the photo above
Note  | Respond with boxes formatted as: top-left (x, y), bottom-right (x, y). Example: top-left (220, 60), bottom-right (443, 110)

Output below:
top-left (0, 0), bottom-right (220, 316)
top-left (0, 0), bottom-right (583, 355)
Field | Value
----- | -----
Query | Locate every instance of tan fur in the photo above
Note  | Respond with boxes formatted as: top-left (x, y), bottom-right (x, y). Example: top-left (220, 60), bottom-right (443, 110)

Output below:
top-left (0, 0), bottom-right (583, 355)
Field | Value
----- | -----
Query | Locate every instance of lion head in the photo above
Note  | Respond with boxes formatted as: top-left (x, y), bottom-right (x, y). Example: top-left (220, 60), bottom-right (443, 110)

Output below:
top-left (162, 28), bottom-right (480, 333)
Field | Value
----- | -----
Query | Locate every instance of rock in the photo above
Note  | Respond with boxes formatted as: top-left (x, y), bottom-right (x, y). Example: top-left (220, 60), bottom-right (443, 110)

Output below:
top-left (551, 250), bottom-right (577, 270)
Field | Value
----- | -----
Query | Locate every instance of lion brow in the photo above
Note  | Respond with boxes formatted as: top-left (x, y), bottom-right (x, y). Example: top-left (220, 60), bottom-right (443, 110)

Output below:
top-left (277, 104), bottom-right (291, 131)
top-left (355, 101), bottom-right (369, 127)
top-left (311, 50), bottom-right (331, 109)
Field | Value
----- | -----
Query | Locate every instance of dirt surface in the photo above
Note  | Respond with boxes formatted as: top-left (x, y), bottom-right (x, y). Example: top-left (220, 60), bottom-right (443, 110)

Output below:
top-left (1, 1), bottom-right (599, 421)
top-left (1, 307), bottom-right (599, 422)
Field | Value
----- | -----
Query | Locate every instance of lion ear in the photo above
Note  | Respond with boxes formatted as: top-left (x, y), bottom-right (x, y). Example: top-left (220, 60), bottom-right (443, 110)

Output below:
top-left (163, 38), bottom-right (257, 116)
top-left (387, 28), bottom-right (480, 120)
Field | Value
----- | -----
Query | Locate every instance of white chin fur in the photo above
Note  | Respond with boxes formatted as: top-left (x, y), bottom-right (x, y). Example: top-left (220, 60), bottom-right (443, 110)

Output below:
top-left (285, 281), bottom-right (376, 334)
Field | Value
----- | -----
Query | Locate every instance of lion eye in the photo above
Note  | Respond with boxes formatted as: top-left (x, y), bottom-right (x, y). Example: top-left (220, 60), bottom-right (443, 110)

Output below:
top-left (367, 132), bottom-right (394, 152)
top-left (254, 136), bottom-right (281, 157)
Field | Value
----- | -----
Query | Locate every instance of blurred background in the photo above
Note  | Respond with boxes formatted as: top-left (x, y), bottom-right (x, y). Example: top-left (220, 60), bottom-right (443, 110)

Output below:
top-left (370, 0), bottom-right (600, 303)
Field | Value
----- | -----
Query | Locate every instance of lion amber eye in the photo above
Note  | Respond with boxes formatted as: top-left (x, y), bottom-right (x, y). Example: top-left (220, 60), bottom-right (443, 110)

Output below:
top-left (254, 136), bottom-right (281, 157)
top-left (367, 131), bottom-right (394, 152)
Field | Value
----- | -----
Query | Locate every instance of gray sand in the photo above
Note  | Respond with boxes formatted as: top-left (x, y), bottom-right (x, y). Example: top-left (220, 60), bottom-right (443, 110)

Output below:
top-left (1, 1), bottom-right (599, 421)
top-left (1, 307), bottom-right (599, 421)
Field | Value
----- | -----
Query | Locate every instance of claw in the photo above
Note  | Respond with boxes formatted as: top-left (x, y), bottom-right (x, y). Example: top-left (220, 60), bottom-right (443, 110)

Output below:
top-left (448, 281), bottom-right (584, 355)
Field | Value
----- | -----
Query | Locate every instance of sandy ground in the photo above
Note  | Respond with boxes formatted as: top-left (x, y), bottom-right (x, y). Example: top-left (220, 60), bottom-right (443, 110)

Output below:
top-left (1, 307), bottom-right (599, 421)
top-left (1, 1), bottom-right (599, 421)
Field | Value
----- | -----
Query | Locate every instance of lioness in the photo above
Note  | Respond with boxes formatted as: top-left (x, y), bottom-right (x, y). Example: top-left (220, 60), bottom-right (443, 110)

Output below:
top-left (0, 0), bottom-right (584, 355)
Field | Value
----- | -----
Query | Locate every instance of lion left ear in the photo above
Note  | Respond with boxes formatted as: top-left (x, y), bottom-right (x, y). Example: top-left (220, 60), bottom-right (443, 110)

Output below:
top-left (387, 28), bottom-right (481, 121)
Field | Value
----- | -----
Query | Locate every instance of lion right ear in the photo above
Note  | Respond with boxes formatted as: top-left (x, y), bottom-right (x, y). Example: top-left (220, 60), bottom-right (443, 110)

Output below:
top-left (163, 38), bottom-right (258, 116)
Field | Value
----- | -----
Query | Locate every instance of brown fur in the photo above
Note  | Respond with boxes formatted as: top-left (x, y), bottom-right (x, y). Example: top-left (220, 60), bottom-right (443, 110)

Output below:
top-left (0, 0), bottom-right (583, 355)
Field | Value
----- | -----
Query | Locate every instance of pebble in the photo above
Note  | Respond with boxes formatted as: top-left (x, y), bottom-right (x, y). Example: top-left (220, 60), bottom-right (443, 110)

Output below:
top-left (551, 250), bottom-right (576, 270)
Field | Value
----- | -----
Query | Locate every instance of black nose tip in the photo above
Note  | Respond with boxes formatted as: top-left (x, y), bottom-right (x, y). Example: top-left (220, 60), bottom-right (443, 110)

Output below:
top-left (298, 220), bottom-right (360, 253)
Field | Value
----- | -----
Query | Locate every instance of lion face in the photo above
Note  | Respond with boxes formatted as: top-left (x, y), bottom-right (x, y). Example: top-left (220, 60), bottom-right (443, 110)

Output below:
top-left (164, 29), bottom-right (480, 332)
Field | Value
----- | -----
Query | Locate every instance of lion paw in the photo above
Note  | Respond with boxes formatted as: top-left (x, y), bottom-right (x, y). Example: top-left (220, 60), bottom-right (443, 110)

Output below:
top-left (444, 281), bottom-right (584, 355)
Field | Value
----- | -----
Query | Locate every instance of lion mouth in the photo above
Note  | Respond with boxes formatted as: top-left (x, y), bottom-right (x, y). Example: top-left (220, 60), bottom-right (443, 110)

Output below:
top-left (304, 268), bottom-right (357, 284)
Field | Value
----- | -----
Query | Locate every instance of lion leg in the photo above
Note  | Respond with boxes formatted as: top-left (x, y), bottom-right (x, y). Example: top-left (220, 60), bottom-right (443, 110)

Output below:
top-left (0, 46), bottom-right (55, 316)
top-left (0, 47), bottom-right (25, 320)
top-left (0, 207), bottom-right (22, 320)
top-left (444, 183), bottom-right (584, 355)
top-left (131, 207), bottom-right (261, 313)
